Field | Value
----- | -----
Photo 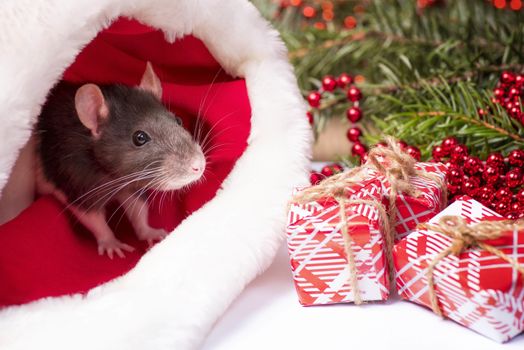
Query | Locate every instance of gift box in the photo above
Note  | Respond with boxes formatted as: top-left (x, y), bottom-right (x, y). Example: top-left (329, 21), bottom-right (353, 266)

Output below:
top-left (394, 196), bottom-right (524, 342)
top-left (365, 162), bottom-right (447, 240)
top-left (286, 184), bottom-right (390, 306)
top-left (286, 157), bottom-right (447, 306)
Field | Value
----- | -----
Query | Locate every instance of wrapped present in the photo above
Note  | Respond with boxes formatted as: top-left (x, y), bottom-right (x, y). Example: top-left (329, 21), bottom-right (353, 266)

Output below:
top-left (287, 189), bottom-right (391, 306)
top-left (286, 138), bottom-right (447, 306)
top-left (365, 161), bottom-right (447, 240)
top-left (394, 196), bottom-right (524, 342)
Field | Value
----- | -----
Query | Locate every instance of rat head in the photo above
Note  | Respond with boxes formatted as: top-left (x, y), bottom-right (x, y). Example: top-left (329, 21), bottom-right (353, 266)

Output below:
top-left (74, 62), bottom-right (206, 191)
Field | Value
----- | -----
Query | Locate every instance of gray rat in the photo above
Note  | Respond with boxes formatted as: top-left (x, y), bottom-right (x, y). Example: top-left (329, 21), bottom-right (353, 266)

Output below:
top-left (36, 62), bottom-right (206, 258)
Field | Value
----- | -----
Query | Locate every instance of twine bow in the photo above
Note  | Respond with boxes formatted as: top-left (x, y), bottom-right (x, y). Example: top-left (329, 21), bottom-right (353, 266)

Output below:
top-left (420, 216), bottom-right (524, 317)
top-left (292, 137), bottom-right (446, 304)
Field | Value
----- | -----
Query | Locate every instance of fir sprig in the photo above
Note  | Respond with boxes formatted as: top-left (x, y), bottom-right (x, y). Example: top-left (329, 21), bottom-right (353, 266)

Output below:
top-left (367, 80), bottom-right (524, 159)
top-left (253, 0), bottom-right (524, 160)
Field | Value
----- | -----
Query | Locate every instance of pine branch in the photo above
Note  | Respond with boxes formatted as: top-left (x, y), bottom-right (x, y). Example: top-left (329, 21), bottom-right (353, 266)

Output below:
top-left (367, 81), bottom-right (524, 159)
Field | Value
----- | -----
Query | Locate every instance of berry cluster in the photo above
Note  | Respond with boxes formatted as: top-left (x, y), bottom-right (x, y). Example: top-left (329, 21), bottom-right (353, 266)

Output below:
top-left (491, 0), bottom-right (523, 11)
top-left (275, 0), bottom-right (361, 30)
top-left (431, 137), bottom-right (524, 219)
top-left (307, 73), bottom-right (367, 160)
top-left (309, 163), bottom-right (344, 185)
top-left (491, 71), bottom-right (524, 124)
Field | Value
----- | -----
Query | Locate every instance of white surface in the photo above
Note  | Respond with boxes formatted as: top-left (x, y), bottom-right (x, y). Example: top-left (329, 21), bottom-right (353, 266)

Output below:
top-left (204, 244), bottom-right (523, 349)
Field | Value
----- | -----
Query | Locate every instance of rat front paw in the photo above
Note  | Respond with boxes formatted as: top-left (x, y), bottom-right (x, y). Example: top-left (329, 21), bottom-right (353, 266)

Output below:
top-left (137, 228), bottom-right (168, 247)
top-left (97, 238), bottom-right (135, 259)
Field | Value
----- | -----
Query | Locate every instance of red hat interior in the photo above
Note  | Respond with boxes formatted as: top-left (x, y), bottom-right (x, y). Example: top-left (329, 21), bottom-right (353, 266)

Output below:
top-left (0, 18), bottom-right (250, 306)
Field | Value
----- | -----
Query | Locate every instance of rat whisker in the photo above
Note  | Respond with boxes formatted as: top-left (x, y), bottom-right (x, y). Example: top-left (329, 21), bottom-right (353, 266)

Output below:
top-left (60, 166), bottom-right (164, 212)
top-left (199, 112), bottom-right (236, 151)
top-left (59, 170), bottom-right (163, 217)
top-left (107, 175), bottom-right (161, 228)
top-left (203, 141), bottom-right (235, 158)
top-left (200, 122), bottom-right (242, 153)
top-left (69, 167), bottom-right (164, 215)
top-left (195, 68), bottom-right (223, 144)
top-left (135, 176), bottom-right (170, 220)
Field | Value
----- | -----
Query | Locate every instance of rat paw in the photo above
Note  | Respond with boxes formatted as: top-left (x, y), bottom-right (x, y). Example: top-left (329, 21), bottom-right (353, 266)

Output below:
top-left (137, 228), bottom-right (168, 247)
top-left (97, 238), bottom-right (135, 259)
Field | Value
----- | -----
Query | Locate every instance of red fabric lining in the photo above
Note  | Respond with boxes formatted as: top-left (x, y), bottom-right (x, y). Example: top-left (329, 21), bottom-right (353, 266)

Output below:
top-left (0, 18), bottom-right (250, 306)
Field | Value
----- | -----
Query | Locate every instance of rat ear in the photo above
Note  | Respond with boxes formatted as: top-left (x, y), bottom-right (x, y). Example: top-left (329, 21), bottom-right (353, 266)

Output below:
top-left (139, 61), bottom-right (163, 100)
top-left (74, 84), bottom-right (109, 139)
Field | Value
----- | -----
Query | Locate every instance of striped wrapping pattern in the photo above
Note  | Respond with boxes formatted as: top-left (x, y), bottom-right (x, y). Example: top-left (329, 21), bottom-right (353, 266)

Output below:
top-left (394, 196), bottom-right (524, 343)
top-left (286, 162), bottom-right (447, 306)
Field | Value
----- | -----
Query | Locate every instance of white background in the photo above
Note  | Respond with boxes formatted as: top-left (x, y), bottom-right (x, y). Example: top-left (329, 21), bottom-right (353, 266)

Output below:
top-left (204, 245), bottom-right (523, 349)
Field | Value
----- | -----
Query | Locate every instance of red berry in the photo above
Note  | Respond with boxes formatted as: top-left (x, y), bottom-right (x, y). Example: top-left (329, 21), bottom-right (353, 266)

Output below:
top-left (337, 73), bottom-right (353, 88)
top-left (478, 108), bottom-right (488, 116)
top-left (508, 149), bottom-right (524, 167)
top-left (517, 188), bottom-right (524, 203)
top-left (321, 75), bottom-right (337, 92)
top-left (486, 152), bottom-right (505, 167)
top-left (464, 156), bottom-right (484, 175)
top-left (302, 6), bottom-right (316, 18)
top-left (496, 201), bottom-right (509, 214)
top-left (483, 165), bottom-right (500, 184)
top-left (508, 87), bottom-right (521, 97)
top-left (351, 142), bottom-right (367, 157)
top-left (444, 161), bottom-right (454, 169)
top-left (510, 106), bottom-right (520, 117)
top-left (450, 144), bottom-right (468, 164)
top-left (515, 74), bottom-right (524, 85)
top-left (510, 201), bottom-right (522, 213)
top-left (310, 171), bottom-right (323, 185)
top-left (495, 187), bottom-right (513, 202)
top-left (321, 165), bottom-right (334, 177)
top-left (397, 140), bottom-right (408, 150)
top-left (493, 87), bottom-right (505, 99)
top-left (447, 167), bottom-right (464, 185)
top-left (447, 184), bottom-right (461, 195)
top-left (506, 212), bottom-right (520, 220)
top-left (307, 91), bottom-right (322, 108)
top-left (468, 175), bottom-right (481, 187)
top-left (432, 145), bottom-right (447, 160)
top-left (406, 146), bottom-right (421, 161)
top-left (332, 163), bottom-right (344, 173)
top-left (346, 107), bottom-right (363, 122)
top-left (306, 111), bottom-right (314, 124)
top-left (375, 142), bottom-right (388, 148)
top-left (501, 71), bottom-right (516, 84)
top-left (462, 180), bottom-right (478, 197)
top-left (346, 127), bottom-right (362, 142)
top-left (360, 153), bottom-right (369, 164)
top-left (477, 186), bottom-right (494, 204)
top-left (506, 168), bottom-right (522, 188)
top-left (441, 137), bottom-right (459, 152)
top-left (347, 86), bottom-right (362, 102)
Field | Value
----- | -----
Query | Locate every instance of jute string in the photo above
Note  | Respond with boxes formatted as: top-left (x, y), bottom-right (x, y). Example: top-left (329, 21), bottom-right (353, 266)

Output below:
top-left (420, 216), bottom-right (524, 317)
top-left (292, 137), bottom-right (447, 304)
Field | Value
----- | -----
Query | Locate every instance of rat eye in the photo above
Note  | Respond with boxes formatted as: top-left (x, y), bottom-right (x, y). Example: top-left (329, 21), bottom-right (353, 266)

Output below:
top-left (174, 116), bottom-right (183, 125)
top-left (133, 130), bottom-right (151, 146)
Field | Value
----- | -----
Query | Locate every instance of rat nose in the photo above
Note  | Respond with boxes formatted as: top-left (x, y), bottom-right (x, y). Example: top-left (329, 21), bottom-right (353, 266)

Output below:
top-left (190, 159), bottom-right (204, 174)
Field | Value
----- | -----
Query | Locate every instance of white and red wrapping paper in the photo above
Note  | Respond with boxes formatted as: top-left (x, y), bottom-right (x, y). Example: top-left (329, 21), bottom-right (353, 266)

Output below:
top-left (394, 196), bottom-right (524, 342)
top-left (286, 162), bottom-right (447, 306)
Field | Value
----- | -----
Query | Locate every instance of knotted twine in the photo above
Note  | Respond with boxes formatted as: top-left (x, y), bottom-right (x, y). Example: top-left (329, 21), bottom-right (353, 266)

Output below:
top-left (419, 216), bottom-right (524, 317)
top-left (292, 137), bottom-right (447, 304)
